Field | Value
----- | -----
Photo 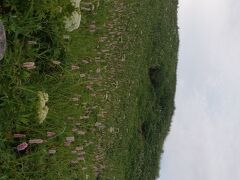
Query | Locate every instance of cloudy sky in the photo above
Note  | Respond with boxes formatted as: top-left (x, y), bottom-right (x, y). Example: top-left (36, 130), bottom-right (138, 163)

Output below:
top-left (159, 0), bottom-right (240, 179)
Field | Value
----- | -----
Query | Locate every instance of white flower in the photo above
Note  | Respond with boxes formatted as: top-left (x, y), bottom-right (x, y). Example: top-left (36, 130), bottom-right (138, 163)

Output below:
top-left (71, 0), bottom-right (81, 8)
top-left (64, 11), bottom-right (81, 32)
top-left (42, 92), bottom-right (48, 102)
top-left (38, 91), bottom-right (48, 108)
top-left (38, 106), bottom-right (49, 124)
top-left (37, 91), bottom-right (49, 124)
top-left (38, 91), bottom-right (48, 102)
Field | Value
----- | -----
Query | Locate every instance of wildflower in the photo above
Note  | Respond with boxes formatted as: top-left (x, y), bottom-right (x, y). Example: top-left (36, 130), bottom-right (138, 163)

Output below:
top-left (0, 22), bottom-right (6, 61)
top-left (95, 122), bottom-right (102, 127)
top-left (70, 160), bottom-right (79, 164)
top-left (58, 6), bottom-right (63, 13)
top-left (89, 29), bottom-right (95, 33)
top-left (13, 133), bottom-right (26, 138)
top-left (63, 35), bottom-right (70, 40)
top-left (93, 166), bottom-right (98, 171)
top-left (38, 106), bottom-right (49, 124)
top-left (47, 131), bottom-right (56, 137)
top-left (37, 91), bottom-right (49, 124)
top-left (75, 122), bottom-right (81, 126)
top-left (85, 141), bottom-right (94, 146)
top-left (81, 7), bottom-right (92, 11)
top-left (71, 97), bottom-right (80, 102)
top-left (89, 23), bottom-right (96, 30)
top-left (77, 156), bottom-right (85, 161)
top-left (78, 151), bottom-right (85, 156)
top-left (80, 115), bottom-right (89, 120)
top-left (22, 62), bottom-right (36, 70)
top-left (95, 155), bottom-right (103, 160)
top-left (86, 85), bottom-right (93, 91)
top-left (48, 149), bottom-right (56, 155)
top-left (82, 167), bottom-right (87, 171)
top-left (29, 139), bottom-right (44, 144)
top-left (101, 49), bottom-right (109, 53)
top-left (64, 11), bottom-right (81, 32)
top-left (96, 68), bottom-right (101, 73)
top-left (75, 146), bottom-right (83, 151)
top-left (77, 130), bottom-right (86, 135)
top-left (38, 91), bottom-right (48, 108)
top-left (92, 106), bottom-right (98, 109)
top-left (66, 136), bottom-right (75, 142)
top-left (52, 60), bottom-right (61, 65)
top-left (71, 150), bottom-right (77, 154)
top-left (90, 93), bottom-right (96, 97)
top-left (71, 64), bottom-right (80, 71)
top-left (42, 92), bottom-right (49, 102)
top-left (82, 60), bottom-right (89, 64)
top-left (72, 128), bottom-right (78, 132)
top-left (17, 142), bottom-right (28, 151)
top-left (99, 164), bottom-right (106, 170)
top-left (27, 41), bottom-right (37, 45)
top-left (109, 127), bottom-right (115, 133)
top-left (71, 0), bottom-right (81, 8)
top-left (80, 74), bottom-right (86, 78)
top-left (105, 93), bottom-right (108, 100)
top-left (64, 141), bottom-right (71, 147)
top-left (99, 36), bottom-right (107, 42)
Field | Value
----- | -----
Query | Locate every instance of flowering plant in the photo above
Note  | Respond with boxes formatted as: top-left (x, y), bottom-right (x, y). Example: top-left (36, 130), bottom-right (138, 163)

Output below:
top-left (37, 91), bottom-right (49, 124)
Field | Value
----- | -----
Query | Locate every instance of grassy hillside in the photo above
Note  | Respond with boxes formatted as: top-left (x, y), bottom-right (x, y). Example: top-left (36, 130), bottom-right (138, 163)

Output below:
top-left (0, 0), bottom-right (178, 179)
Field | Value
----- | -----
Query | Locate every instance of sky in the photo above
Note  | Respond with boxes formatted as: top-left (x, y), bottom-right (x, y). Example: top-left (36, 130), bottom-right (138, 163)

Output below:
top-left (159, 0), bottom-right (240, 180)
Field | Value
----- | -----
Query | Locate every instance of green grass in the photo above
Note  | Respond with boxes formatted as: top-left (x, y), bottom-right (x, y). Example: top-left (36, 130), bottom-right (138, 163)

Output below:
top-left (0, 0), bottom-right (178, 179)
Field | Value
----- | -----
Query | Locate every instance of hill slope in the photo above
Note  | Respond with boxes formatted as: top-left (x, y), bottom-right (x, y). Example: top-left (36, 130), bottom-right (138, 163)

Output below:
top-left (0, 0), bottom-right (178, 179)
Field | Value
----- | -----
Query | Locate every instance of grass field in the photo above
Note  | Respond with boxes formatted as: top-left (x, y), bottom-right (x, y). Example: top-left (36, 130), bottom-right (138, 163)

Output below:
top-left (0, 0), bottom-right (178, 179)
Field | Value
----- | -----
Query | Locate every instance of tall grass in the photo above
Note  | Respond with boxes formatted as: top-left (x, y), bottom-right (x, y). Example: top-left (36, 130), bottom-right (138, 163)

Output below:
top-left (0, 0), bottom-right (178, 179)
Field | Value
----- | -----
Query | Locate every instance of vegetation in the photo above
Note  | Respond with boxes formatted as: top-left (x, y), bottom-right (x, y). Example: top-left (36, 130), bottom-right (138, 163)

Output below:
top-left (0, 0), bottom-right (178, 179)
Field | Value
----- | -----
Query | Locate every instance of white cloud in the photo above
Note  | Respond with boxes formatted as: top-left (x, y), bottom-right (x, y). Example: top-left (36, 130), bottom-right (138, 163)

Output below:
top-left (159, 0), bottom-right (240, 179)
